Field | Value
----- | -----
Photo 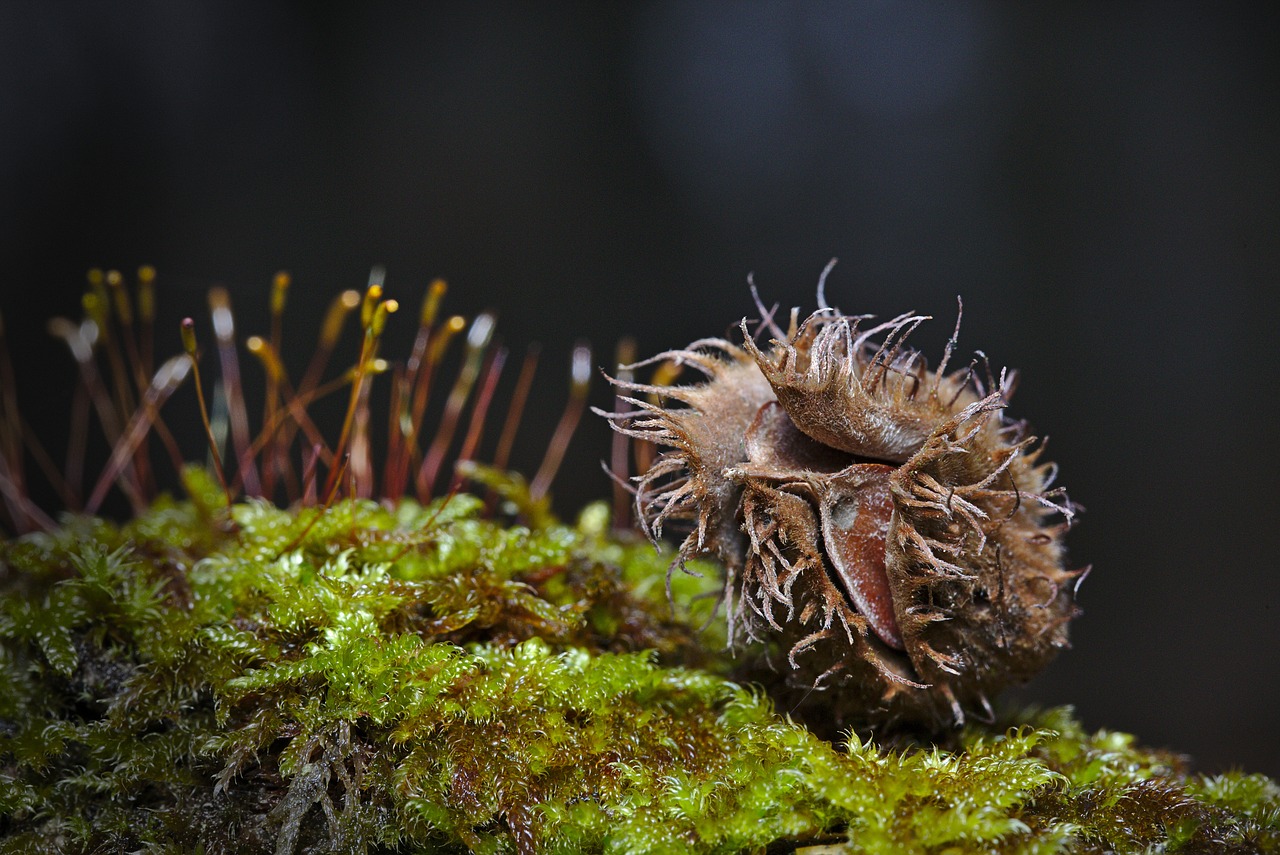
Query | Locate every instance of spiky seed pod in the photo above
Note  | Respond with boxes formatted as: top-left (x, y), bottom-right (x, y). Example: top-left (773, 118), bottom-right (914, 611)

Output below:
top-left (603, 300), bottom-right (1083, 727)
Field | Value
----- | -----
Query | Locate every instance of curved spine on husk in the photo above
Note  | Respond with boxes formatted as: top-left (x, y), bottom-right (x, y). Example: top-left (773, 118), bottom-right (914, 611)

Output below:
top-left (601, 299), bottom-right (1083, 726)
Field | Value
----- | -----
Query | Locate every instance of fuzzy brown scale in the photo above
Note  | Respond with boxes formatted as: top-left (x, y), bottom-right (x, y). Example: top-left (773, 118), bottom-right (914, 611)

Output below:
top-left (603, 300), bottom-right (1083, 727)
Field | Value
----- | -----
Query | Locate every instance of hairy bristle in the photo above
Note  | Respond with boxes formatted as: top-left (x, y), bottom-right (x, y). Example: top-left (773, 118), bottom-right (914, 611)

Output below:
top-left (604, 286), bottom-right (1082, 728)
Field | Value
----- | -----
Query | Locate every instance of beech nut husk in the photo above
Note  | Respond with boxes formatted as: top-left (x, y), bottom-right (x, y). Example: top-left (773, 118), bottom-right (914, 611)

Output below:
top-left (602, 296), bottom-right (1084, 726)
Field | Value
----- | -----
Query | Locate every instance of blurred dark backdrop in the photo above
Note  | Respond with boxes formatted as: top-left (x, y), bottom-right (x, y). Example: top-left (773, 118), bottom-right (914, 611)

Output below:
top-left (2, 2), bottom-right (1276, 776)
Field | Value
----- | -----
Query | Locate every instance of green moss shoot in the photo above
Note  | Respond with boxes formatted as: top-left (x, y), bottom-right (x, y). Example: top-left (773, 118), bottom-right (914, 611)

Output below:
top-left (1, 468), bottom-right (1276, 853)
top-left (1, 270), bottom-right (1276, 853)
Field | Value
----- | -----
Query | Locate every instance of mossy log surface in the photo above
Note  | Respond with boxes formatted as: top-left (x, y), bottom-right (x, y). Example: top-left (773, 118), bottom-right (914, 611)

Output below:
top-left (1, 469), bottom-right (1276, 854)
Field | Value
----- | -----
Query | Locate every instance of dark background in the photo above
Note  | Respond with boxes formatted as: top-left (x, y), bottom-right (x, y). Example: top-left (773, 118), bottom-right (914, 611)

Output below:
top-left (2, 2), bottom-right (1277, 776)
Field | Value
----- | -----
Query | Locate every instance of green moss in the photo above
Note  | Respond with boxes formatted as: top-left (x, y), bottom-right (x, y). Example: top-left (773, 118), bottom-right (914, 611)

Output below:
top-left (1, 477), bottom-right (1276, 853)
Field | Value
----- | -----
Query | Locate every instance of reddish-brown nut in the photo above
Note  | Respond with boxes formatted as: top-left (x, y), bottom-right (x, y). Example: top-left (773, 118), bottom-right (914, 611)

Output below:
top-left (603, 293), bottom-right (1083, 726)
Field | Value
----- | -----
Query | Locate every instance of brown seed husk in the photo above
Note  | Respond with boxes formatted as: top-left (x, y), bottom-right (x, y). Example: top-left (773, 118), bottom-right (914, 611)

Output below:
top-left (604, 303), bottom-right (1081, 727)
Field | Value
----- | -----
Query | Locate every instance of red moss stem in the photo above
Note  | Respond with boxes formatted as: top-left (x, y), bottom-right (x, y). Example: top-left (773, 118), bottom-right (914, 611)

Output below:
top-left (492, 344), bottom-right (540, 474)
top-left (451, 345), bottom-right (508, 491)
top-left (416, 313), bottom-right (493, 500)
top-left (18, 416), bottom-right (78, 510)
top-left (530, 342), bottom-right (591, 500)
top-left (47, 317), bottom-right (134, 493)
top-left (261, 272), bottom-right (291, 500)
top-left (298, 289), bottom-right (361, 401)
top-left (394, 314), bottom-right (463, 497)
top-left (321, 328), bottom-right (369, 503)
top-left (86, 356), bottom-right (191, 515)
top-left (181, 318), bottom-right (232, 509)
top-left (209, 287), bottom-right (261, 497)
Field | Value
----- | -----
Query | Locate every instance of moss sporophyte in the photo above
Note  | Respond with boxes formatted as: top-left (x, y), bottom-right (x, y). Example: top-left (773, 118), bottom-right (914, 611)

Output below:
top-left (0, 268), bottom-right (1276, 854)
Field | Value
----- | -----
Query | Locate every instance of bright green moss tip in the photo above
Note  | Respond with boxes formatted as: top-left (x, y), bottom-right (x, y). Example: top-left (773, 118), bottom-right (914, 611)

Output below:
top-left (1, 469), bottom-right (1277, 853)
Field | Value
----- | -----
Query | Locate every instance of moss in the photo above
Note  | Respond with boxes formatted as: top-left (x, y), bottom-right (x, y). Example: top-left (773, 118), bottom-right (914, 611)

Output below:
top-left (0, 473), bottom-right (1274, 854)
top-left (3, 267), bottom-right (1269, 852)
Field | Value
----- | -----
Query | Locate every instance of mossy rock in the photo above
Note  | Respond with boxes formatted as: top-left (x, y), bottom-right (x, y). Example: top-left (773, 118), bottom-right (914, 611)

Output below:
top-left (1, 469), bottom-right (1276, 854)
